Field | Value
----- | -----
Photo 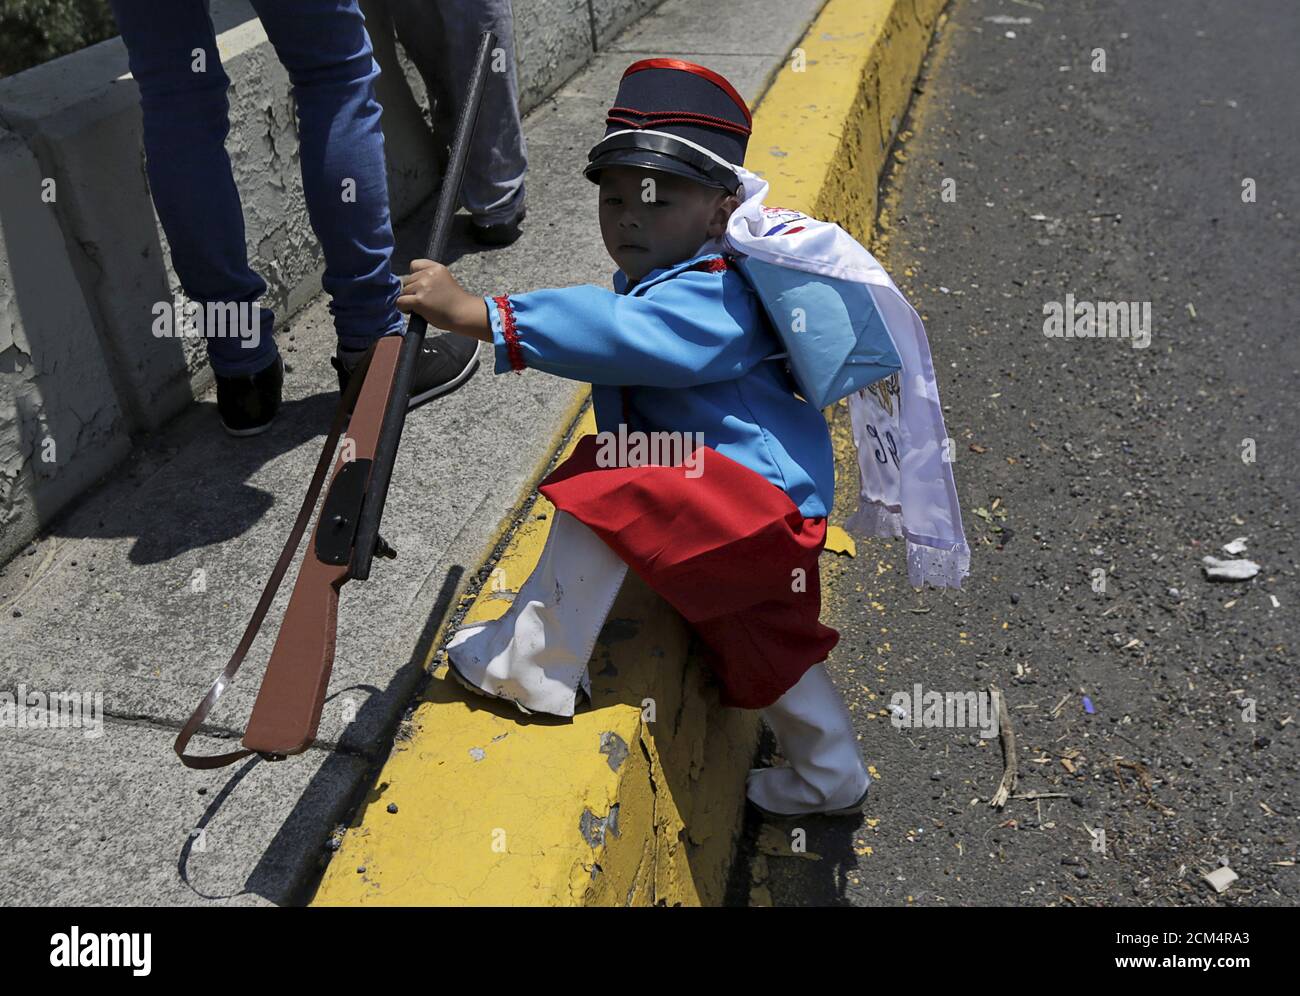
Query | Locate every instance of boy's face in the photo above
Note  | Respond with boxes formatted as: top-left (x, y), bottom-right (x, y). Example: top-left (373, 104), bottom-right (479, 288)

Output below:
top-left (598, 165), bottom-right (740, 283)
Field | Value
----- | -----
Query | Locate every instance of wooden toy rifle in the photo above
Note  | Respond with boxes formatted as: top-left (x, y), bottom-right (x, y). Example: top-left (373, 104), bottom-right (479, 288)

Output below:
top-left (175, 31), bottom-right (497, 769)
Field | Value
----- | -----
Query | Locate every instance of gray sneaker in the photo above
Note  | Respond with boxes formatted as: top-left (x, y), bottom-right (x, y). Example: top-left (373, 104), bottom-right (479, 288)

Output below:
top-left (333, 331), bottom-right (479, 411)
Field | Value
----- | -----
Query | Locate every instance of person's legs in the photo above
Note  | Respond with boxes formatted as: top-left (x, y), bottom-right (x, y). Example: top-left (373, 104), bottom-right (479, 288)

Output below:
top-left (389, 0), bottom-right (528, 226)
top-left (446, 510), bottom-right (628, 717)
top-left (108, 0), bottom-right (277, 377)
top-left (746, 662), bottom-right (872, 816)
top-left (380, 0), bottom-right (453, 174)
top-left (249, 0), bottom-right (404, 350)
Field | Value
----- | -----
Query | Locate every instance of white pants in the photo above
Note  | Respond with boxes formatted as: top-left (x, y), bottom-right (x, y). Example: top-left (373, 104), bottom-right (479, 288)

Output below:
top-left (747, 662), bottom-right (872, 815)
top-left (446, 510), bottom-right (870, 814)
top-left (447, 510), bottom-right (627, 717)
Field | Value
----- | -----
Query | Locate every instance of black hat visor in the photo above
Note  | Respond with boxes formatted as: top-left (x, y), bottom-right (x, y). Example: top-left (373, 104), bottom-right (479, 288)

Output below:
top-left (585, 134), bottom-right (740, 194)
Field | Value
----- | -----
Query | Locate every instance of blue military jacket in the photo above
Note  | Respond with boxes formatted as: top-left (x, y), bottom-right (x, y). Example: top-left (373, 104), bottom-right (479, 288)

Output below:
top-left (482, 249), bottom-right (836, 519)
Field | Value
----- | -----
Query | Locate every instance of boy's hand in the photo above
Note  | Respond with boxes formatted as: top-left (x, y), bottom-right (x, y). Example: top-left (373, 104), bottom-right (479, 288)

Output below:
top-left (397, 259), bottom-right (491, 342)
top-left (398, 259), bottom-right (467, 329)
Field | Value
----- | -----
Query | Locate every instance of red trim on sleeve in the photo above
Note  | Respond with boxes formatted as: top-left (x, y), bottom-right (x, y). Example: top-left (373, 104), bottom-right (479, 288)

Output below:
top-left (492, 294), bottom-right (525, 373)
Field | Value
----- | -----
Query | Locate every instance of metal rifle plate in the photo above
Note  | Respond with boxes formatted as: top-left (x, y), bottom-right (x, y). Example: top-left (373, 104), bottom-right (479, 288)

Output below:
top-left (315, 458), bottom-right (373, 566)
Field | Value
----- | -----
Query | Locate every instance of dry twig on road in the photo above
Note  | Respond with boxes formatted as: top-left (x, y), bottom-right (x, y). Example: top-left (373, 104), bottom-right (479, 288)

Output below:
top-left (989, 685), bottom-right (1018, 808)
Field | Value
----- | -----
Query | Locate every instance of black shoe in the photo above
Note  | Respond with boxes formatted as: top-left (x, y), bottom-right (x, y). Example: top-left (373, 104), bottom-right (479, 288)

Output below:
top-left (468, 205), bottom-right (526, 247)
top-left (216, 354), bottom-right (283, 436)
top-left (333, 332), bottom-right (480, 412)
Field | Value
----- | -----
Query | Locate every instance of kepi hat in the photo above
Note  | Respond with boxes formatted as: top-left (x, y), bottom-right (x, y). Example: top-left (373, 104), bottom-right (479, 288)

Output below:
top-left (585, 58), bottom-right (751, 196)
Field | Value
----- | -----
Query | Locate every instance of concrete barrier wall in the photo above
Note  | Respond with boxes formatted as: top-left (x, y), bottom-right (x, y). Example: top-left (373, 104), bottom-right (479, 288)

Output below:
top-left (0, 0), bottom-right (663, 564)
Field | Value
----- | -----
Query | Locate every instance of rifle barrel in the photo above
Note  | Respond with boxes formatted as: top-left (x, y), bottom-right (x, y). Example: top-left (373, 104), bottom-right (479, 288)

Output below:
top-left (351, 30), bottom-right (498, 581)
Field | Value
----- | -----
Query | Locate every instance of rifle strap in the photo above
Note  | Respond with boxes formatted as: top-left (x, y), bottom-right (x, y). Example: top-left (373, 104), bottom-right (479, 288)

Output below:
top-left (174, 346), bottom-right (376, 769)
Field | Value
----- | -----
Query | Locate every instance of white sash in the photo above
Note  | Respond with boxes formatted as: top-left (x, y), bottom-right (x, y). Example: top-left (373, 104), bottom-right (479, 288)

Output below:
top-left (710, 164), bottom-right (970, 589)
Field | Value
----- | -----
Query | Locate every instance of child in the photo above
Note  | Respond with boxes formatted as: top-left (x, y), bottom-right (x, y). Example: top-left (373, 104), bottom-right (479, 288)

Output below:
top-left (395, 58), bottom-right (873, 817)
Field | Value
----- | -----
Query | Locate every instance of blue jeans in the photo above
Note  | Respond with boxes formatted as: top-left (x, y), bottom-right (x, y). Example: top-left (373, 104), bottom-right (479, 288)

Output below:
top-left (385, 0), bottom-right (527, 226)
top-left (109, 0), bottom-right (405, 377)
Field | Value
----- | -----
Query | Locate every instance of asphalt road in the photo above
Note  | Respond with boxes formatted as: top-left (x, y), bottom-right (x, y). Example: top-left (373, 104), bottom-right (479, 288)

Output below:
top-left (742, 0), bottom-right (1298, 906)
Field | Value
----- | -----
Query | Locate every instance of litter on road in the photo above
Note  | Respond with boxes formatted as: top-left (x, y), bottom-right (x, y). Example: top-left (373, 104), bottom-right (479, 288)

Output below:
top-left (1201, 556), bottom-right (1261, 581)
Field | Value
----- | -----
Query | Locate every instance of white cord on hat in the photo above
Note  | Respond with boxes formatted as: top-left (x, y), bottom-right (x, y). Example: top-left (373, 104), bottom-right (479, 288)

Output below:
top-left (598, 128), bottom-right (741, 187)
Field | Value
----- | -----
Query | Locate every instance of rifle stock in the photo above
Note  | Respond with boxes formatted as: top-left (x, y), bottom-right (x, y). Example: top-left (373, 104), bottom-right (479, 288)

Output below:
top-left (242, 334), bottom-right (402, 757)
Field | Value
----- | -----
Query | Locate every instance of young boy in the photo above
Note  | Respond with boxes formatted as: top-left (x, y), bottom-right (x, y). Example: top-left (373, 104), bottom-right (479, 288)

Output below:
top-left (394, 58), bottom-right (871, 817)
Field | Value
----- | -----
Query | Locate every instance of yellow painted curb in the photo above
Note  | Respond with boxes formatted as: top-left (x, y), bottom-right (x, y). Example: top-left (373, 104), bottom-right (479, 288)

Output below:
top-left (751, 0), bottom-right (947, 235)
top-left (314, 406), bottom-right (758, 905)
top-left (311, 0), bottom-right (947, 906)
